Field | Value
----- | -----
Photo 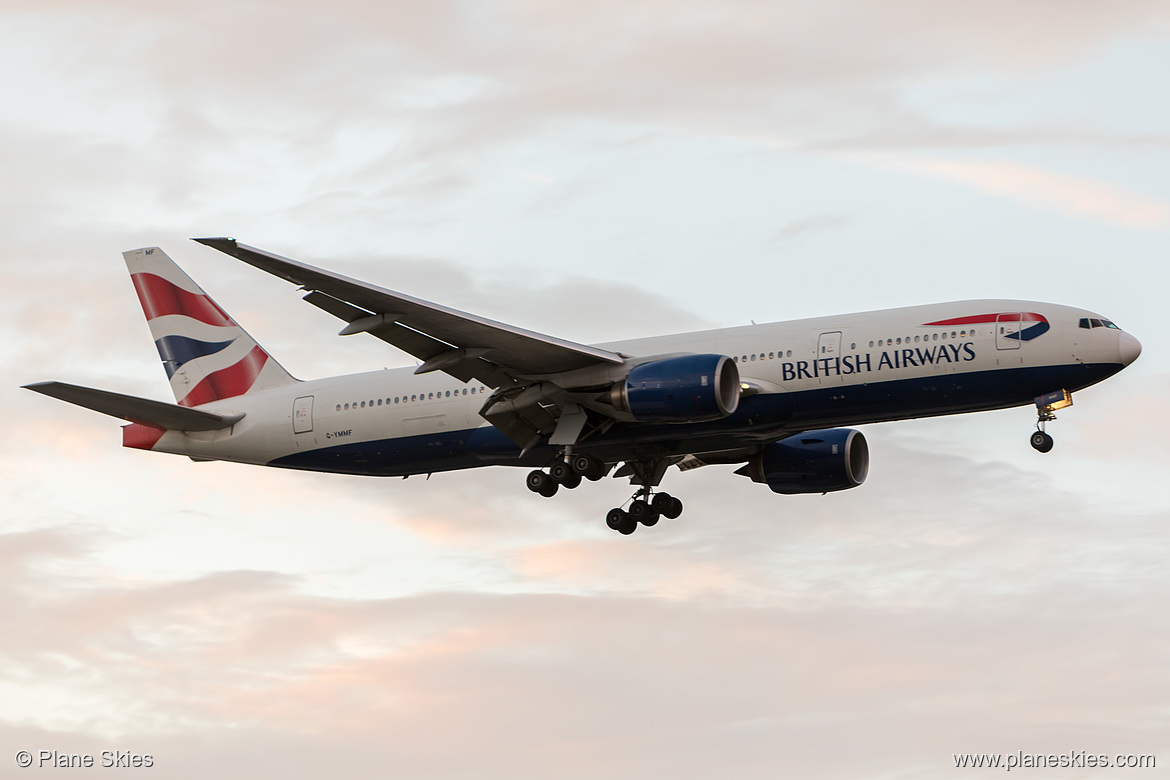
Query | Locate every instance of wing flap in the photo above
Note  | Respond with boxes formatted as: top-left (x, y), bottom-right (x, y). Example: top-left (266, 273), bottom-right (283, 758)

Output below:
top-left (24, 381), bottom-right (243, 431)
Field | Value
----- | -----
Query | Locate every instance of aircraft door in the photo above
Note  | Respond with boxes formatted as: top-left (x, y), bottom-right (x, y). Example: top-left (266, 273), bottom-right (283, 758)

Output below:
top-left (996, 314), bottom-right (1022, 350)
top-left (293, 395), bottom-right (314, 433)
top-left (817, 331), bottom-right (842, 358)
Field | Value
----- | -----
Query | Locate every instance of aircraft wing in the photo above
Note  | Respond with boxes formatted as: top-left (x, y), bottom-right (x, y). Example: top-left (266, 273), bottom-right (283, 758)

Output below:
top-left (194, 238), bottom-right (625, 387)
top-left (23, 381), bottom-right (244, 431)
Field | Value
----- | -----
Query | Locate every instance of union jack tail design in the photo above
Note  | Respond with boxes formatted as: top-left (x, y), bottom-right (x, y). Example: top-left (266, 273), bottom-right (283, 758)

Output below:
top-left (123, 247), bottom-right (297, 407)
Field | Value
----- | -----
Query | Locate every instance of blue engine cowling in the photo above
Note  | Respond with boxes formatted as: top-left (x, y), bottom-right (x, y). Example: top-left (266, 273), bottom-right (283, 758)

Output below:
top-left (612, 354), bottom-right (740, 423)
top-left (738, 428), bottom-right (869, 494)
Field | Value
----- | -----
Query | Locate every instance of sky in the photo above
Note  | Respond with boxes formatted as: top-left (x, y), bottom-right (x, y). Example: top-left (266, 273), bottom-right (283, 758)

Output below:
top-left (3, 1), bottom-right (1169, 777)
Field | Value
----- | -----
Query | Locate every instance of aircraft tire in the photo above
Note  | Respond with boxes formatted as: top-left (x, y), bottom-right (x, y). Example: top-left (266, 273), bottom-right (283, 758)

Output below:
top-left (606, 508), bottom-right (628, 531)
top-left (549, 460), bottom-right (574, 483)
top-left (1030, 431), bottom-right (1054, 453)
top-left (525, 470), bottom-right (547, 493)
top-left (629, 499), bottom-right (656, 525)
top-left (572, 454), bottom-right (605, 481)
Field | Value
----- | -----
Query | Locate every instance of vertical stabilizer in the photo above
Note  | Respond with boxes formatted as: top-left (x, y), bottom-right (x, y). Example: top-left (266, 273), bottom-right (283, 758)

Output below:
top-left (123, 247), bottom-right (297, 407)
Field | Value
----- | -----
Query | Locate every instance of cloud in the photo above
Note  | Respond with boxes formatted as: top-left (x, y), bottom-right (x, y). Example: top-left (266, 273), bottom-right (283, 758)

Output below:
top-left (0, 510), bottom-right (1166, 778)
top-left (889, 157), bottom-right (1170, 229)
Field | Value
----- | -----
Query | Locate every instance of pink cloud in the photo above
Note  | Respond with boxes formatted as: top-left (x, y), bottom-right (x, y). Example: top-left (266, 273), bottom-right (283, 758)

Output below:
top-left (894, 157), bottom-right (1170, 229)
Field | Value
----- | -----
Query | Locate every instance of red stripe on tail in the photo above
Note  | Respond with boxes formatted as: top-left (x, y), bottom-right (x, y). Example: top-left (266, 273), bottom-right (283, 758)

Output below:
top-left (178, 345), bottom-right (269, 407)
top-left (123, 423), bottom-right (165, 450)
top-left (131, 272), bottom-right (235, 327)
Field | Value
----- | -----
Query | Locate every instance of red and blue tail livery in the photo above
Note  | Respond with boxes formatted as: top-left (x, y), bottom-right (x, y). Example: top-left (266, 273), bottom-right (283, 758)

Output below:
top-left (123, 247), bottom-right (296, 408)
top-left (25, 239), bottom-right (1141, 536)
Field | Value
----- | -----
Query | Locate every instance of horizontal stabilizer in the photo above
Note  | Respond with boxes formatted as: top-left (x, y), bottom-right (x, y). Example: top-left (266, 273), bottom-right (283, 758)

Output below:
top-left (23, 381), bottom-right (244, 431)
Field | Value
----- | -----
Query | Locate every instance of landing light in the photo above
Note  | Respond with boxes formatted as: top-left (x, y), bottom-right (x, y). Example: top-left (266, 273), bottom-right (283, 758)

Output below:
top-left (1035, 389), bottom-right (1072, 414)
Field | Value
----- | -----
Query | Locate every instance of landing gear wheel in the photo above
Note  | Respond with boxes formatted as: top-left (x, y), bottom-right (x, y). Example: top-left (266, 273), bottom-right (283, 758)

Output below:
top-left (629, 499), bottom-right (659, 526)
top-left (652, 493), bottom-right (683, 520)
top-left (526, 470), bottom-right (559, 497)
top-left (1030, 430), bottom-right (1054, 453)
top-left (571, 454), bottom-right (606, 481)
top-left (549, 461), bottom-right (581, 489)
top-left (606, 508), bottom-right (637, 534)
top-left (549, 460), bottom-right (573, 483)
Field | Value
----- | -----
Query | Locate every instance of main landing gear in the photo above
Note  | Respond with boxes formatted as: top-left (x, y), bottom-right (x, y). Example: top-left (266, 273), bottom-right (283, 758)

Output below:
top-left (525, 453), bottom-right (606, 498)
top-left (604, 489), bottom-right (684, 536)
top-left (525, 454), bottom-right (685, 534)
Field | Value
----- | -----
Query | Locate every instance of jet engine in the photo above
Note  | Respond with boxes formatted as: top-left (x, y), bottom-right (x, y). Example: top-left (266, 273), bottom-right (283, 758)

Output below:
top-left (610, 354), bottom-right (740, 423)
top-left (737, 428), bottom-right (869, 494)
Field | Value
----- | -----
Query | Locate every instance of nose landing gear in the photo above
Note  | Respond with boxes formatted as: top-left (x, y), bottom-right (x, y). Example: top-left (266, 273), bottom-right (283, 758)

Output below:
top-left (1030, 390), bottom-right (1071, 453)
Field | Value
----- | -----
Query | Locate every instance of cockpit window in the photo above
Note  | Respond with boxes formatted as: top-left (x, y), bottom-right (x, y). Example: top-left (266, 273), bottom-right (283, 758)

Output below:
top-left (1080, 317), bottom-right (1122, 330)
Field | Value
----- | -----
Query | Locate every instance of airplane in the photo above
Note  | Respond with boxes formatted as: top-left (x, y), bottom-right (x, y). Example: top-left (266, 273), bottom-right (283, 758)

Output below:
top-left (25, 239), bottom-right (1141, 535)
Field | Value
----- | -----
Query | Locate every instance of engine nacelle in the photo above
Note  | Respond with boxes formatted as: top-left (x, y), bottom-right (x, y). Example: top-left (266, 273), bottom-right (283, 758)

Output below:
top-left (739, 428), bottom-right (869, 494)
top-left (611, 354), bottom-right (740, 423)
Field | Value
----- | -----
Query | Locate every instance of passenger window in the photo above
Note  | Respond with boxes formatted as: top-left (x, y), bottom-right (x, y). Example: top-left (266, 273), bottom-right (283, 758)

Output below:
top-left (471, 388), bottom-right (476, 394)
top-left (896, 338), bottom-right (901, 345)
top-left (850, 343), bottom-right (856, 350)
top-left (751, 354), bottom-right (756, 361)
top-left (933, 333), bottom-right (938, 341)
top-left (336, 404), bottom-right (341, 412)
top-left (395, 397), bottom-right (399, 403)
top-left (869, 341), bottom-right (874, 348)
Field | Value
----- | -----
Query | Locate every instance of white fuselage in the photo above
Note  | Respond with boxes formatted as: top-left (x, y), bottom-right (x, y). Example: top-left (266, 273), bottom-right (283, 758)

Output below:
top-left (138, 299), bottom-right (1136, 475)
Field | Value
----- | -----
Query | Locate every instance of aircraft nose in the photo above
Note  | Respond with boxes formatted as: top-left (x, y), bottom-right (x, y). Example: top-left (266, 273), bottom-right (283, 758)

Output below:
top-left (1119, 331), bottom-right (1142, 366)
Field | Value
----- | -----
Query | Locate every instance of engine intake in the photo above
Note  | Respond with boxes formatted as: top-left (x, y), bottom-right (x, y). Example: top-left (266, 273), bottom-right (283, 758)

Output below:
top-left (611, 354), bottom-right (740, 423)
top-left (738, 428), bottom-right (869, 494)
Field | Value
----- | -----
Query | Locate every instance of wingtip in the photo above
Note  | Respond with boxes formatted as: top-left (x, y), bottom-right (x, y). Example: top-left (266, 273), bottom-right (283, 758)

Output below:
top-left (192, 236), bottom-right (237, 248)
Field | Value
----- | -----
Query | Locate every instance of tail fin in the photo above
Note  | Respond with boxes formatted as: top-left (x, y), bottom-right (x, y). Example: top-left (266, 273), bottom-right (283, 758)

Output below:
top-left (123, 247), bottom-right (297, 407)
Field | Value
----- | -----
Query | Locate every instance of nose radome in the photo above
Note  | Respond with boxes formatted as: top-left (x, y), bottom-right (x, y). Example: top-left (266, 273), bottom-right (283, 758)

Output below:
top-left (1119, 332), bottom-right (1142, 366)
